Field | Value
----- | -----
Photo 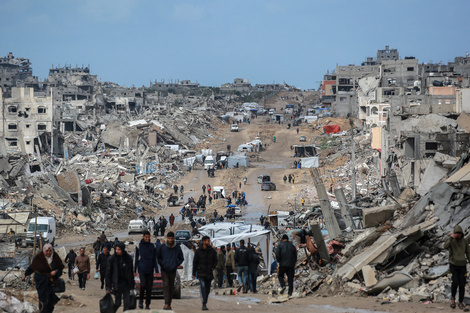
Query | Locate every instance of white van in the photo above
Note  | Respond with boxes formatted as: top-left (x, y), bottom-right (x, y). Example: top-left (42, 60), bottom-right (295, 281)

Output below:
top-left (230, 124), bottom-right (239, 132)
top-left (204, 156), bottom-right (215, 170)
top-left (26, 217), bottom-right (56, 246)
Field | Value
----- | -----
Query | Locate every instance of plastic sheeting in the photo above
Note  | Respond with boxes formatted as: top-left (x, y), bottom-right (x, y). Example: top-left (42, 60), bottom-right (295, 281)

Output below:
top-left (183, 157), bottom-right (196, 166)
top-left (199, 222), bottom-right (265, 238)
top-left (300, 157), bottom-right (319, 168)
top-left (323, 125), bottom-right (340, 134)
top-left (180, 244), bottom-right (194, 281)
top-left (211, 230), bottom-right (273, 274)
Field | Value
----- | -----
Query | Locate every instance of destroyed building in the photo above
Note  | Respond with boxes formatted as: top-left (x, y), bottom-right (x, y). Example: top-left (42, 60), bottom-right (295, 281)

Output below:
top-left (0, 87), bottom-right (53, 155)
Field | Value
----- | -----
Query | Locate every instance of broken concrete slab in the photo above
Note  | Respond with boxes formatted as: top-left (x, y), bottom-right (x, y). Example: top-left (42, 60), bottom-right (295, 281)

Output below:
top-left (362, 265), bottom-right (378, 288)
top-left (366, 272), bottom-right (413, 295)
top-left (57, 170), bottom-right (81, 193)
top-left (362, 205), bottom-right (396, 228)
top-left (456, 112), bottom-right (470, 133)
top-left (336, 233), bottom-right (397, 281)
top-left (416, 160), bottom-right (448, 196)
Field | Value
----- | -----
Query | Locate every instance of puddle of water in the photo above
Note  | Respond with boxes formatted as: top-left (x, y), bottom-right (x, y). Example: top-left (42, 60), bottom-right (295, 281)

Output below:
top-left (309, 305), bottom-right (388, 313)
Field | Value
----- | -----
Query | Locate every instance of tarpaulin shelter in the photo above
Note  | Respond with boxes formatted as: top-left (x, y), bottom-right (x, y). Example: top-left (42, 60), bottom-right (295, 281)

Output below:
top-left (211, 230), bottom-right (273, 274)
top-left (323, 125), bottom-right (341, 134)
top-left (300, 157), bottom-right (319, 168)
top-left (227, 155), bottom-right (249, 168)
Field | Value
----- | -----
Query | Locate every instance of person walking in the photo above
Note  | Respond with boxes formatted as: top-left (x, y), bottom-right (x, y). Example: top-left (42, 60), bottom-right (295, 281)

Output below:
top-left (296, 128), bottom-right (299, 134)
top-left (135, 231), bottom-right (156, 310)
top-left (160, 217), bottom-right (167, 236)
top-left (275, 235), bottom-right (297, 296)
top-left (301, 198), bottom-right (305, 207)
top-left (283, 175), bottom-right (287, 184)
top-left (234, 239), bottom-right (250, 293)
top-left (75, 247), bottom-right (90, 290)
top-left (444, 225), bottom-right (470, 309)
top-left (225, 244), bottom-right (235, 287)
top-left (248, 247), bottom-right (260, 293)
top-left (292, 176), bottom-right (295, 184)
top-left (92, 237), bottom-right (101, 261)
top-left (100, 231), bottom-right (107, 243)
top-left (180, 185), bottom-right (184, 194)
top-left (64, 248), bottom-right (77, 280)
top-left (106, 242), bottom-right (135, 312)
top-left (157, 232), bottom-right (184, 310)
top-left (216, 246), bottom-right (226, 288)
top-left (96, 245), bottom-right (110, 289)
top-left (202, 184), bottom-right (206, 194)
top-left (192, 236), bottom-right (217, 310)
top-left (173, 184), bottom-right (178, 194)
top-left (288, 174), bottom-right (292, 183)
top-left (207, 184), bottom-right (211, 194)
top-left (22, 244), bottom-right (64, 313)
top-left (169, 213), bottom-right (175, 227)
top-left (243, 176), bottom-right (247, 185)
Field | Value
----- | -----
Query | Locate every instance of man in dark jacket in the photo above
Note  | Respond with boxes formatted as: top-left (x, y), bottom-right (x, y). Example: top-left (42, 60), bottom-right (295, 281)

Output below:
top-left (275, 235), bottom-right (297, 296)
top-left (96, 245), bottom-right (111, 289)
top-left (106, 242), bottom-right (134, 312)
top-left (216, 245), bottom-right (226, 288)
top-left (234, 239), bottom-right (250, 293)
top-left (444, 225), bottom-right (470, 309)
top-left (92, 237), bottom-right (101, 262)
top-left (248, 246), bottom-right (260, 293)
top-left (157, 232), bottom-right (184, 310)
top-left (192, 236), bottom-right (217, 310)
top-left (64, 248), bottom-right (77, 280)
top-left (134, 231), bottom-right (156, 310)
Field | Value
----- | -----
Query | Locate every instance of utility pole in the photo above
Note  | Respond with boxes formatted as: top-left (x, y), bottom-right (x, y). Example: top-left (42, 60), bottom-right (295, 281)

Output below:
top-left (309, 168), bottom-right (342, 239)
top-left (350, 118), bottom-right (357, 201)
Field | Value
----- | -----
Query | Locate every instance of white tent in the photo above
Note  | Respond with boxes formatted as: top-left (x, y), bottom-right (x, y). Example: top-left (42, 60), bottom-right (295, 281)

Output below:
top-left (199, 222), bottom-right (264, 238)
top-left (211, 230), bottom-right (273, 274)
top-left (180, 244), bottom-right (194, 281)
top-left (300, 156), bottom-right (319, 168)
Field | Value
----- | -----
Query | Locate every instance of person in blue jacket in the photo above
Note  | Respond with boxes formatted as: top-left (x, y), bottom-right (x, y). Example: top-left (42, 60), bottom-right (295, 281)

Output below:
top-left (135, 231), bottom-right (157, 310)
top-left (156, 231), bottom-right (184, 311)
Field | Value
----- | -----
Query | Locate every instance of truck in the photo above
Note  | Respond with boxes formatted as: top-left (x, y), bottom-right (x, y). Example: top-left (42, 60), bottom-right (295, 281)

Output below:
top-left (25, 217), bottom-right (56, 246)
top-left (204, 155), bottom-right (215, 170)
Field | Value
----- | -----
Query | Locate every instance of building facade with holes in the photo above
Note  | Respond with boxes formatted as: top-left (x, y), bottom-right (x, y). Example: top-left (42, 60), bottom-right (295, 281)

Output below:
top-left (0, 87), bottom-right (53, 154)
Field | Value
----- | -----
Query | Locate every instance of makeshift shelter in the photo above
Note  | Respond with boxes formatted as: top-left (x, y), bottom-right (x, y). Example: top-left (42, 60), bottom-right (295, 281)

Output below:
top-left (237, 144), bottom-right (254, 152)
top-left (294, 145), bottom-right (317, 157)
top-left (0, 212), bottom-right (30, 234)
top-left (300, 157), bottom-right (319, 168)
top-left (227, 155), bottom-right (249, 168)
top-left (212, 186), bottom-right (226, 198)
top-left (199, 222), bottom-right (264, 238)
top-left (211, 230), bottom-right (273, 274)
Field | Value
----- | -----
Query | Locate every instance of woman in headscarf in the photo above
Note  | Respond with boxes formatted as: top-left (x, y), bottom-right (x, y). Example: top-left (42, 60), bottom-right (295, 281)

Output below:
top-left (22, 243), bottom-right (64, 313)
top-left (106, 241), bottom-right (135, 312)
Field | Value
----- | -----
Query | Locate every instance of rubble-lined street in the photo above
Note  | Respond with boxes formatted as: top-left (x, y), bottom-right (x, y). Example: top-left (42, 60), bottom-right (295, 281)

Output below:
top-left (1, 35), bottom-right (470, 313)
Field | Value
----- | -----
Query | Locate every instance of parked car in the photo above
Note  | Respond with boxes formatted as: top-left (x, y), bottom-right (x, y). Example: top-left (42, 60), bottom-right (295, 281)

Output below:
top-left (175, 230), bottom-right (191, 246)
top-left (134, 269), bottom-right (182, 299)
top-left (261, 181), bottom-right (276, 191)
top-left (128, 219), bottom-right (148, 235)
top-left (299, 136), bottom-right (306, 142)
top-left (257, 175), bottom-right (271, 184)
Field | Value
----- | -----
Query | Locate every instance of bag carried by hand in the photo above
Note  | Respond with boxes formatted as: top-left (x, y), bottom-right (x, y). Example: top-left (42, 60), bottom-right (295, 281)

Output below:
top-left (51, 278), bottom-right (66, 293)
top-left (73, 266), bottom-right (79, 274)
top-left (99, 293), bottom-right (115, 313)
top-left (128, 290), bottom-right (137, 310)
top-left (94, 272), bottom-right (100, 279)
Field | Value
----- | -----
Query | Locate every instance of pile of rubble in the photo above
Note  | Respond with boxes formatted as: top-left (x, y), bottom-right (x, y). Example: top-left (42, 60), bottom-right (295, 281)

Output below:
top-left (0, 107), bottom-right (227, 237)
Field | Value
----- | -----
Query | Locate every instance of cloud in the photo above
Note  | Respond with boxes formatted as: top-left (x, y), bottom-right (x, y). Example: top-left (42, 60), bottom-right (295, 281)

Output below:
top-left (170, 3), bottom-right (206, 22)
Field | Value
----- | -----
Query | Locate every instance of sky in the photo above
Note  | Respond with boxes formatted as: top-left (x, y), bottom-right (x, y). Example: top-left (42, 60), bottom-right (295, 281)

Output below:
top-left (1, 0), bottom-right (469, 90)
